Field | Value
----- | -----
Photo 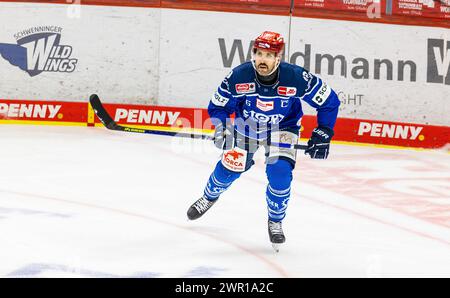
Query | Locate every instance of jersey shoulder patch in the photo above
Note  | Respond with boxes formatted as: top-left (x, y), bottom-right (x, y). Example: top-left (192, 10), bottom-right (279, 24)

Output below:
top-left (211, 91), bottom-right (229, 107)
top-left (311, 82), bottom-right (331, 106)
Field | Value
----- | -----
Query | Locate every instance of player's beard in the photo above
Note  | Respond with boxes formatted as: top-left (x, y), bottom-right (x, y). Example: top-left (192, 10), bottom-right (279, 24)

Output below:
top-left (256, 62), bottom-right (273, 76)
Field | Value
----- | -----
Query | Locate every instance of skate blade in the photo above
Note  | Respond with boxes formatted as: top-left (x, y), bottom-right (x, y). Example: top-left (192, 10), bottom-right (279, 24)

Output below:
top-left (272, 243), bottom-right (281, 253)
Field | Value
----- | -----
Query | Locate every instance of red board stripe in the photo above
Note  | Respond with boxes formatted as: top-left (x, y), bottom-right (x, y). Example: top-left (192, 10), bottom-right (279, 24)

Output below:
top-left (0, 0), bottom-right (447, 27)
top-left (1, 99), bottom-right (448, 149)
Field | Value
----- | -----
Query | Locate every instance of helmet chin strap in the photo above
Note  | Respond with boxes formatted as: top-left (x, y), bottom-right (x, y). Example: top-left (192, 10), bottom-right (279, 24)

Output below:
top-left (251, 53), bottom-right (281, 77)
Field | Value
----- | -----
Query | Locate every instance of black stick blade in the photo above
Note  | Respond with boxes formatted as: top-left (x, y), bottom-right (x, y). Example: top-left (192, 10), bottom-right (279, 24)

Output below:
top-left (89, 94), bottom-right (120, 130)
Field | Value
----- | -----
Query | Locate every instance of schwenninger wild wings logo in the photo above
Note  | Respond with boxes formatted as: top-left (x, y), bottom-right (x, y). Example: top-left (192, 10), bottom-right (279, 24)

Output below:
top-left (0, 26), bottom-right (78, 77)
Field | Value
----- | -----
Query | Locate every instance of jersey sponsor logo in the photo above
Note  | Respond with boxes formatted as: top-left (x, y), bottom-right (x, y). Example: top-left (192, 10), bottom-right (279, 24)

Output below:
top-left (312, 83), bottom-right (331, 106)
top-left (211, 91), bottom-right (229, 107)
top-left (0, 26), bottom-right (78, 77)
top-left (0, 103), bottom-right (61, 119)
top-left (243, 110), bottom-right (284, 125)
top-left (235, 83), bottom-right (255, 94)
top-left (225, 150), bottom-right (244, 160)
top-left (256, 98), bottom-right (274, 112)
top-left (222, 147), bottom-right (247, 172)
top-left (277, 86), bottom-right (297, 96)
top-left (114, 108), bottom-right (180, 125)
top-left (358, 122), bottom-right (424, 140)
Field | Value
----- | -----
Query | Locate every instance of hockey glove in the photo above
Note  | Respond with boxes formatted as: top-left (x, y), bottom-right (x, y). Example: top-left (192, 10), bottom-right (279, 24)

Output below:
top-left (305, 126), bottom-right (334, 159)
top-left (213, 122), bottom-right (234, 150)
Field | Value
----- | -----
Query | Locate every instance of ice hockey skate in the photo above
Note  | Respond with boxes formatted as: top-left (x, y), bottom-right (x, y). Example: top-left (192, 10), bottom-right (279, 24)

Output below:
top-left (187, 196), bottom-right (217, 220)
top-left (268, 220), bottom-right (285, 252)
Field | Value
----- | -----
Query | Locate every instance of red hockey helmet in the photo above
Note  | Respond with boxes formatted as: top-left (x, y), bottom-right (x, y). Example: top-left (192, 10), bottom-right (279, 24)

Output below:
top-left (253, 31), bottom-right (285, 55)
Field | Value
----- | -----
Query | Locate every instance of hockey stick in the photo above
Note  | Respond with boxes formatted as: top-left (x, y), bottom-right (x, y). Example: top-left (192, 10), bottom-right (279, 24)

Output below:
top-left (89, 94), bottom-right (308, 150)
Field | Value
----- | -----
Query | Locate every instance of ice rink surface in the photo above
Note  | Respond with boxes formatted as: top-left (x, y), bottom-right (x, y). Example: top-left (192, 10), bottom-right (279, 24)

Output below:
top-left (0, 125), bottom-right (449, 278)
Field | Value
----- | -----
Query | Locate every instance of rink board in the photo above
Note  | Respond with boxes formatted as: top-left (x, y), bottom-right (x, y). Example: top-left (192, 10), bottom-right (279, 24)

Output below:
top-left (0, 1), bottom-right (448, 149)
top-left (0, 2), bottom-right (448, 126)
top-left (0, 99), bottom-right (448, 149)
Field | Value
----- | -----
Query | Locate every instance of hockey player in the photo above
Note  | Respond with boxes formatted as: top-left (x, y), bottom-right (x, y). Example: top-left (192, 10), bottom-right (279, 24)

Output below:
top-left (187, 31), bottom-right (340, 251)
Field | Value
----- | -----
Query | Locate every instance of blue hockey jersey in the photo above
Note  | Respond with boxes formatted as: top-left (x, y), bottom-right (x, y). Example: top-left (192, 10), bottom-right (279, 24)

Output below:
top-left (208, 61), bottom-right (340, 140)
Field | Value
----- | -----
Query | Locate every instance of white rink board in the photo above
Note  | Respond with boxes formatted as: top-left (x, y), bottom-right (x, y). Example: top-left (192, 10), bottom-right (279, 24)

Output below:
top-left (289, 17), bottom-right (450, 126)
top-left (158, 9), bottom-right (449, 126)
top-left (157, 8), bottom-right (290, 108)
top-left (0, 3), bottom-right (448, 126)
top-left (0, 2), bottom-right (160, 104)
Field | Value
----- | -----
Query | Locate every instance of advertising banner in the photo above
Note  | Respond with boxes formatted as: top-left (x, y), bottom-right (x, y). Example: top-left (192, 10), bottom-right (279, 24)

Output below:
top-left (161, 0), bottom-right (291, 15)
top-left (0, 99), bottom-right (87, 125)
top-left (94, 102), bottom-right (212, 132)
top-left (392, 0), bottom-right (450, 19)
top-left (190, 0), bottom-right (290, 6)
top-left (289, 17), bottom-right (449, 126)
top-left (3, 98), bottom-right (447, 148)
top-left (157, 11), bottom-right (448, 127)
top-left (0, 0), bottom-right (161, 7)
top-left (295, 0), bottom-right (385, 14)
